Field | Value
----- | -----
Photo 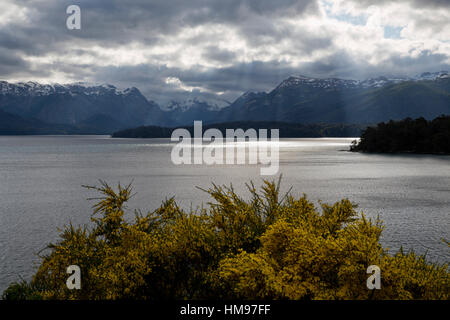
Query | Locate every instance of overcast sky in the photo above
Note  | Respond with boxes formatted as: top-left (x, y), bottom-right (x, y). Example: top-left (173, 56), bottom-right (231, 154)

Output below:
top-left (0, 0), bottom-right (449, 104)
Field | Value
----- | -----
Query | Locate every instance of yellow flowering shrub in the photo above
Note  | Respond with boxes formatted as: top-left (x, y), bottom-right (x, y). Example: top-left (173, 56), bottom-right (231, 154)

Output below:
top-left (2, 178), bottom-right (449, 300)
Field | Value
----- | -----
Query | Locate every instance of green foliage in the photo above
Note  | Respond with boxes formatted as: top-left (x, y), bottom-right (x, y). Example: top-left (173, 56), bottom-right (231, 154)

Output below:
top-left (1, 281), bottom-right (42, 300)
top-left (3, 179), bottom-right (449, 300)
top-left (351, 115), bottom-right (450, 154)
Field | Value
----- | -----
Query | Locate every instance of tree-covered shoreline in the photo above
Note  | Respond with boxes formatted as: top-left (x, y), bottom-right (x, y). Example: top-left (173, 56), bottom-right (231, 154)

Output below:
top-left (350, 115), bottom-right (450, 154)
top-left (112, 121), bottom-right (365, 138)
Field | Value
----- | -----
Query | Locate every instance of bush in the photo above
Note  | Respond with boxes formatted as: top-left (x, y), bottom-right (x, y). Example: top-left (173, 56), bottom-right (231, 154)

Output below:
top-left (1, 281), bottom-right (42, 300)
top-left (3, 179), bottom-right (449, 300)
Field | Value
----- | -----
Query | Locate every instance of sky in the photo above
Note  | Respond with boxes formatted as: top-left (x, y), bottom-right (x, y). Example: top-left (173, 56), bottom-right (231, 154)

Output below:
top-left (0, 0), bottom-right (449, 105)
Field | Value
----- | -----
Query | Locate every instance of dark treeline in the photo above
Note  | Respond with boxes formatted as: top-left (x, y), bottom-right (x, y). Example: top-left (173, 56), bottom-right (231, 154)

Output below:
top-left (351, 115), bottom-right (450, 154)
top-left (112, 121), bottom-right (365, 138)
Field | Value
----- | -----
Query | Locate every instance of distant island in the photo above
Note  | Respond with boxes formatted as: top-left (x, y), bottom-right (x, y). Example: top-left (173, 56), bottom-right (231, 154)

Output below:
top-left (111, 121), bottom-right (366, 138)
top-left (350, 115), bottom-right (450, 154)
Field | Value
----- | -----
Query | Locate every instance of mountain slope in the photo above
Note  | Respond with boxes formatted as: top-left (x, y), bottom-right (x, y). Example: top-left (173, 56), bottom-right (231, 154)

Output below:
top-left (218, 74), bottom-right (450, 124)
top-left (0, 82), bottom-right (168, 132)
top-left (0, 109), bottom-right (78, 134)
top-left (1, 71), bottom-right (449, 135)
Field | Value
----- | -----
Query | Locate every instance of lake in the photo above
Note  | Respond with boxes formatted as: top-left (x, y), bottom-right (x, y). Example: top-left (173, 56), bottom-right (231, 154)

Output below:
top-left (0, 135), bottom-right (449, 293)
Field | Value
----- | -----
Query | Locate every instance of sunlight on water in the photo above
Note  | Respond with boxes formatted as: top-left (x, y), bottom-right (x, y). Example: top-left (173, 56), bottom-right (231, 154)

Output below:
top-left (134, 138), bottom-right (359, 149)
top-left (0, 136), bottom-right (448, 293)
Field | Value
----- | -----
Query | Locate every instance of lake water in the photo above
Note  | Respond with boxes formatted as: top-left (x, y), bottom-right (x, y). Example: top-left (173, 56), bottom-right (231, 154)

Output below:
top-left (0, 135), bottom-right (449, 293)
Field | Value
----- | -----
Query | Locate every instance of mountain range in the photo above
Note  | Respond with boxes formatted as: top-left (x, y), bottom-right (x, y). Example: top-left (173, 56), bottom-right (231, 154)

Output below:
top-left (0, 71), bottom-right (449, 134)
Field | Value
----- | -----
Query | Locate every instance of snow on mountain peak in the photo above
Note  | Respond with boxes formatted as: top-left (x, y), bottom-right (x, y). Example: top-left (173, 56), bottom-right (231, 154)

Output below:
top-left (278, 75), bottom-right (359, 90)
top-left (414, 71), bottom-right (449, 81)
top-left (0, 81), bottom-right (139, 97)
top-left (275, 71), bottom-right (449, 91)
top-left (163, 96), bottom-right (230, 111)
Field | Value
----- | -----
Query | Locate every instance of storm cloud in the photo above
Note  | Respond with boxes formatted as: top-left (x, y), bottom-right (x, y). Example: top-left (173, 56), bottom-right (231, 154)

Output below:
top-left (0, 0), bottom-right (449, 105)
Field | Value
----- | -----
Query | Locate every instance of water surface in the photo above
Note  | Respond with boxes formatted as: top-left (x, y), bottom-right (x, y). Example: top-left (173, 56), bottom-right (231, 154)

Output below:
top-left (0, 136), bottom-right (449, 293)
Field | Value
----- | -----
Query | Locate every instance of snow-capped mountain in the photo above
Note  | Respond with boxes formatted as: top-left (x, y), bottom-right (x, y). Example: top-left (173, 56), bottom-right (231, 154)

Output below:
top-left (233, 91), bottom-right (267, 104)
top-left (276, 75), bottom-right (360, 90)
top-left (161, 97), bottom-right (226, 126)
top-left (0, 70), bottom-right (449, 134)
top-left (0, 81), bottom-right (139, 97)
top-left (359, 76), bottom-right (408, 88)
top-left (164, 97), bottom-right (230, 112)
top-left (413, 71), bottom-right (449, 81)
top-left (0, 81), bottom-right (165, 132)
top-left (218, 70), bottom-right (450, 124)
top-left (273, 71), bottom-right (449, 91)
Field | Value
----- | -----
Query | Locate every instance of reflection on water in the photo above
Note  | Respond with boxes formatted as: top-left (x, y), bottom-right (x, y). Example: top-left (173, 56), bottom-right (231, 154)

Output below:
top-left (0, 135), bottom-right (449, 292)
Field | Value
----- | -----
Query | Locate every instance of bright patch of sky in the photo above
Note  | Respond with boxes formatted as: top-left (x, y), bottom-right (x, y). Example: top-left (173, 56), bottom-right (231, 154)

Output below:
top-left (321, 0), bottom-right (368, 26)
top-left (384, 26), bottom-right (404, 39)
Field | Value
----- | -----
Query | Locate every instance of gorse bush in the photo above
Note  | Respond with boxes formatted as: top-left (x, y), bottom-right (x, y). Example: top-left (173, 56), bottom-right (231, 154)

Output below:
top-left (3, 178), bottom-right (449, 300)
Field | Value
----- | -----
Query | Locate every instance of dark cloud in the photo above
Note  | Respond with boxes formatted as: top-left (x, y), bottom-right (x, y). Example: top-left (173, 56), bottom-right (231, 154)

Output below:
top-left (297, 49), bottom-right (450, 80)
top-left (202, 46), bottom-right (237, 63)
top-left (9, 0), bottom-right (318, 45)
top-left (0, 0), bottom-right (318, 83)
top-left (383, 51), bottom-right (449, 76)
top-left (409, 0), bottom-right (450, 7)
top-left (91, 53), bottom-right (429, 105)
top-left (0, 0), bottom-right (448, 104)
top-left (0, 48), bottom-right (30, 76)
top-left (89, 61), bottom-right (301, 104)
